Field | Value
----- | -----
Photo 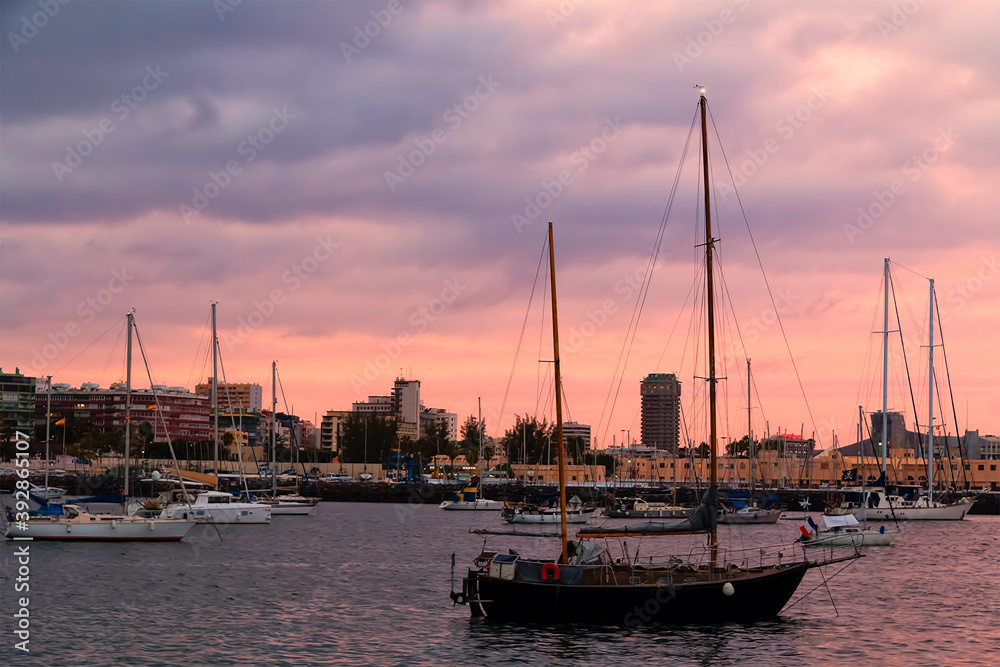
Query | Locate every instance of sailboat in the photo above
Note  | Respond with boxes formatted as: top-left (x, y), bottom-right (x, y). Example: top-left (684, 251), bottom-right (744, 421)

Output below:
top-left (3, 311), bottom-right (196, 541)
top-left (441, 399), bottom-right (504, 510)
top-left (259, 361), bottom-right (318, 516)
top-left (138, 304), bottom-right (271, 524)
top-left (797, 513), bottom-right (900, 548)
top-left (452, 97), bottom-right (859, 621)
top-left (834, 261), bottom-right (971, 521)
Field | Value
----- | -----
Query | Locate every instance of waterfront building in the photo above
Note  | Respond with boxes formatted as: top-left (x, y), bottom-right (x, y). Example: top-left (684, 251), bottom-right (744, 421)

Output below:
top-left (421, 407), bottom-right (458, 441)
top-left (194, 379), bottom-right (263, 412)
top-left (2, 368), bottom-right (37, 440)
top-left (562, 421), bottom-right (591, 449)
top-left (392, 377), bottom-right (421, 439)
top-left (351, 395), bottom-right (394, 414)
top-left (35, 382), bottom-right (210, 442)
top-left (640, 373), bottom-right (680, 452)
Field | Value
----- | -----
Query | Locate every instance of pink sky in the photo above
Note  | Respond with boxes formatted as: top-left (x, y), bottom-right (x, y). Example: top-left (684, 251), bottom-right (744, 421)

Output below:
top-left (2, 1), bottom-right (997, 449)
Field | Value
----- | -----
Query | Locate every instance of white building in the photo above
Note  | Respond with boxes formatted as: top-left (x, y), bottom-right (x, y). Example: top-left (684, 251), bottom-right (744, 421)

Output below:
top-left (562, 421), bottom-right (591, 449)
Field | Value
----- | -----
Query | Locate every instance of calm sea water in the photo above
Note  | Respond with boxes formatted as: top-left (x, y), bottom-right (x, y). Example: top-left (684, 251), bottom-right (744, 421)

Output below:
top-left (1, 502), bottom-right (997, 666)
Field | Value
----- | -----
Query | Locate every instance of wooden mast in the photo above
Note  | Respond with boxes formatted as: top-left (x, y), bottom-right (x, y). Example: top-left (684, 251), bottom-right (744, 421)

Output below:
top-left (547, 222), bottom-right (570, 564)
top-left (698, 89), bottom-right (719, 563)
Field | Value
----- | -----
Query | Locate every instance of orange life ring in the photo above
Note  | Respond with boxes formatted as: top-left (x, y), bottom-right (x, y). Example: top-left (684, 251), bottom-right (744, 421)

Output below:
top-left (541, 562), bottom-right (560, 581)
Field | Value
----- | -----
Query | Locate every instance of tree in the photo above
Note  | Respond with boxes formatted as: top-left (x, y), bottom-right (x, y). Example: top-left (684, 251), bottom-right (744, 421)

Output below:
top-left (338, 413), bottom-right (398, 465)
top-left (582, 450), bottom-right (615, 477)
top-left (726, 435), bottom-right (751, 457)
top-left (499, 414), bottom-right (553, 465)
top-left (696, 442), bottom-right (711, 458)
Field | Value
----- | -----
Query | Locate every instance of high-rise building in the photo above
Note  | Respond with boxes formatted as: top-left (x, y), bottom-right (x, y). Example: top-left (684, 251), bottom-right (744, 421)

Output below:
top-left (194, 379), bottom-right (263, 412)
top-left (562, 421), bottom-right (591, 449)
top-left (392, 377), bottom-right (421, 439)
top-left (1, 368), bottom-right (37, 440)
top-left (640, 373), bottom-right (681, 452)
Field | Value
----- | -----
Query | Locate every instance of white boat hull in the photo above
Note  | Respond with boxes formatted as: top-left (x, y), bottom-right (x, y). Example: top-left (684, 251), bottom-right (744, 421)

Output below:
top-left (3, 512), bottom-right (195, 541)
top-left (802, 529), bottom-right (899, 547)
top-left (161, 504), bottom-right (271, 523)
top-left (504, 509), bottom-right (597, 524)
top-left (853, 502), bottom-right (970, 521)
top-left (440, 500), bottom-right (505, 511)
top-left (717, 509), bottom-right (783, 524)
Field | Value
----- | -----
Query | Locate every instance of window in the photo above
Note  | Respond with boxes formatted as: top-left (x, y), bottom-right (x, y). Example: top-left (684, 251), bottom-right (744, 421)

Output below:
top-left (978, 464), bottom-right (985, 471)
top-left (992, 465), bottom-right (997, 472)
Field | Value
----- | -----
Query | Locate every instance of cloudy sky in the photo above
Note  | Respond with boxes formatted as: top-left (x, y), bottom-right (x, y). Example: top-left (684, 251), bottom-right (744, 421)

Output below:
top-left (2, 0), bottom-right (997, 449)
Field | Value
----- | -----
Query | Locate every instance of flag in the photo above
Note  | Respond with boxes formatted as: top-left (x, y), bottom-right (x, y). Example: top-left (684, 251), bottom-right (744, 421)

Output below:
top-left (55, 418), bottom-right (65, 426)
top-left (806, 516), bottom-right (818, 531)
top-left (147, 404), bottom-right (157, 410)
top-left (841, 468), bottom-right (858, 482)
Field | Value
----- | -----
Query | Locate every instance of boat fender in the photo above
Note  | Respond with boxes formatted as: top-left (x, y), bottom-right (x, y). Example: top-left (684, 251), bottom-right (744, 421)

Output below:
top-left (722, 582), bottom-right (735, 597)
top-left (541, 562), bottom-right (560, 582)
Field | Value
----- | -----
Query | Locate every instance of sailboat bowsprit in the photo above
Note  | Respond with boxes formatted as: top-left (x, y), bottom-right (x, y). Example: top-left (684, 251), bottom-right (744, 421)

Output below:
top-left (451, 91), bottom-right (860, 623)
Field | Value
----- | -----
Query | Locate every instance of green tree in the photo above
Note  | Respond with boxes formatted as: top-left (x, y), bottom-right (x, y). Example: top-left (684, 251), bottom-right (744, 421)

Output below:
top-left (339, 413), bottom-right (398, 466)
top-left (726, 435), bottom-right (751, 457)
top-left (500, 414), bottom-right (553, 465)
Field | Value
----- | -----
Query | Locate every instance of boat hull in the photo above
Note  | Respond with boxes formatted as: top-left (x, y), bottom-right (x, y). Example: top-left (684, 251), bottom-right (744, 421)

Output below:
top-left (503, 509), bottom-right (596, 524)
top-left (471, 563), bottom-right (810, 623)
top-left (3, 516), bottom-right (195, 541)
top-left (268, 503), bottom-right (316, 516)
top-left (801, 530), bottom-right (897, 547)
top-left (161, 504), bottom-right (271, 524)
top-left (603, 508), bottom-right (691, 519)
top-left (852, 503), bottom-right (970, 521)
top-left (440, 500), bottom-right (505, 511)
top-left (717, 509), bottom-right (783, 524)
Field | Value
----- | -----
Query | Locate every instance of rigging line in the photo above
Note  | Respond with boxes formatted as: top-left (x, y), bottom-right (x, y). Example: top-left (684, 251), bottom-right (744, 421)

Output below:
top-left (890, 260), bottom-right (930, 281)
top-left (494, 236), bottom-right (548, 440)
top-left (49, 314), bottom-right (129, 378)
top-left (537, 249), bottom-right (549, 410)
top-left (99, 319), bottom-right (128, 388)
top-left (596, 106), bottom-right (699, 447)
top-left (889, 268), bottom-right (921, 445)
top-left (934, 288), bottom-right (971, 489)
top-left (707, 104), bottom-right (823, 449)
top-left (185, 311), bottom-right (212, 389)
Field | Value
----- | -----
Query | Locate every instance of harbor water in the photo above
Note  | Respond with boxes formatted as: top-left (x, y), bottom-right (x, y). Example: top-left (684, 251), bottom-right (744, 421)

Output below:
top-left (1, 503), bottom-right (997, 666)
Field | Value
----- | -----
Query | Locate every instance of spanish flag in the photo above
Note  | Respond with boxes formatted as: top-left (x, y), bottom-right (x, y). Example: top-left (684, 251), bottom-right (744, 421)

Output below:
top-left (55, 418), bottom-right (65, 426)
top-left (148, 405), bottom-right (157, 410)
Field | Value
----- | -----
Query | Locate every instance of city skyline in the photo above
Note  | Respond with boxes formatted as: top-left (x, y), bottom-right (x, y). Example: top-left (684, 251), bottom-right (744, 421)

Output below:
top-left (1, 2), bottom-right (997, 450)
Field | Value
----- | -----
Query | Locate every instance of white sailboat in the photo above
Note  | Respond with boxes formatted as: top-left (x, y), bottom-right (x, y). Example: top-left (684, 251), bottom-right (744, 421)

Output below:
top-left (848, 262), bottom-right (971, 522)
top-left (138, 304), bottom-right (271, 525)
top-left (259, 360), bottom-right (318, 516)
top-left (3, 311), bottom-right (196, 541)
top-left (798, 514), bottom-right (900, 548)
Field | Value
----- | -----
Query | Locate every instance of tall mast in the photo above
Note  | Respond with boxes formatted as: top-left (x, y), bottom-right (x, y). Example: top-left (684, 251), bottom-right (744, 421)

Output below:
top-left (547, 222), bottom-right (570, 564)
top-left (44, 375), bottom-right (51, 492)
top-left (881, 258), bottom-right (889, 479)
top-left (212, 302), bottom-right (219, 488)
top-left (124, 311), bottom-right (133, 498)
top-left (747, 359), bottom-right (753, 493)
top-left (698, 90), bottom-right (719, 560)
top-left (926, 278), bottom-right (935, 498)
top-left (478, 397), bottom-right (483, 479)
top-left (271, 360), bottom-right (277, 496)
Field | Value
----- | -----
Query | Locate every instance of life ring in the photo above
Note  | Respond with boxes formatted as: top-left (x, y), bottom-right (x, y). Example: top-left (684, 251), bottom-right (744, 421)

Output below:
top-left (541, 562), bottom-right (560, 581)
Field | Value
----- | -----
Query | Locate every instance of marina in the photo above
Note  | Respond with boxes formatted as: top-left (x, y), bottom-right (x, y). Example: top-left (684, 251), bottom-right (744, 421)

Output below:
top-left (0, 0), bottom-right (996, 664)
top-left (0, 503), bottom-right (996, 665)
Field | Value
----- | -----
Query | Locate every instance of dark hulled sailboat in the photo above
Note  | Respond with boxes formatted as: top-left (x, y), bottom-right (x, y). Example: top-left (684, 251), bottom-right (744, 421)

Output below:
top-left (451, 92), bottom-right (857, 623)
